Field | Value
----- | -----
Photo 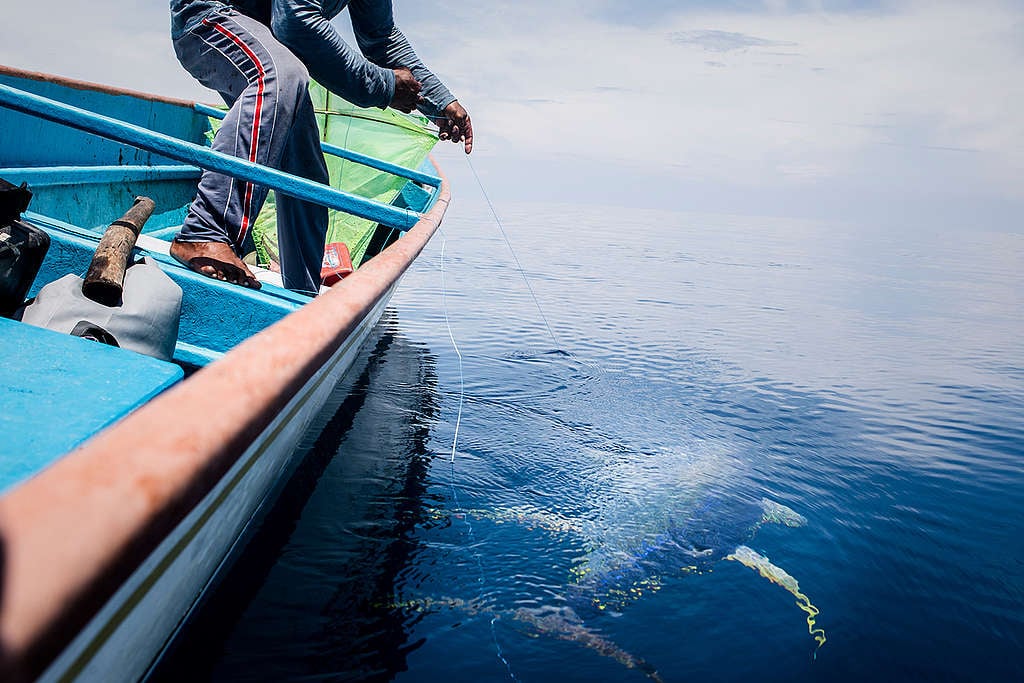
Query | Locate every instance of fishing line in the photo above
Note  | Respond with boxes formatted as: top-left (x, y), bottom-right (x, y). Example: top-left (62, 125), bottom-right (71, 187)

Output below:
top-left (424, 113), bottom-right (561, 351)
top-left (439, 233), bottom-right (464, 464)
top-left (439, 228), bottom-right (519, 681)
top-left (464, 155), bottom-right (562, 351)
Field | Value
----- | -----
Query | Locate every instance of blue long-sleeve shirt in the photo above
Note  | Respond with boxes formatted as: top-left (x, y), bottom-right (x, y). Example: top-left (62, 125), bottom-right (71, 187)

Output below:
top-left (170, 0), bottom-right (456, 117)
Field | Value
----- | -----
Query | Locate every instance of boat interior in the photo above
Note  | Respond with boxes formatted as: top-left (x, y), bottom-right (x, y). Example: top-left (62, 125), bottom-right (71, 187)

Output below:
top-left (0, 66), bottom-right (441, 366)
top-left (0, 65), bottom-right (442, 492)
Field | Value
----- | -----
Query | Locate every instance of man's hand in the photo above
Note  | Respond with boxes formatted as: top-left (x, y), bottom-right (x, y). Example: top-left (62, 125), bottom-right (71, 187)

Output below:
top-left (438, 100), bottom-right (473, 154)
top-left (390, 68), bottom-right (422, 113)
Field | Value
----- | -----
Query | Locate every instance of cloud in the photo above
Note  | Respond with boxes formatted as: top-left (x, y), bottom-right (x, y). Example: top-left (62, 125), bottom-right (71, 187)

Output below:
top-left (668, 29), bottom-right (798, 53)
top-left (585, 0), bottom-right (897, 28)
top-left (0, 2), bottom-right (207, 101)
top-left (1, 0), bottom-right (1020, 218)
top-left (591, 85), bottom-right (634, 93)
top-left (415, 0), bottom-right (1024, 211)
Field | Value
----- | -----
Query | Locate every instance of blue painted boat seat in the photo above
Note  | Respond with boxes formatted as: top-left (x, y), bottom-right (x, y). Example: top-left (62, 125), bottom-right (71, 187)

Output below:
top-left (0, 317), bottom-right (183, 493)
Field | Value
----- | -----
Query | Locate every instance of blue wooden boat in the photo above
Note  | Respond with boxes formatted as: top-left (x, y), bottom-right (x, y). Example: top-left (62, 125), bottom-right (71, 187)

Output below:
top-left (0, 65), bottom-right (450, 682)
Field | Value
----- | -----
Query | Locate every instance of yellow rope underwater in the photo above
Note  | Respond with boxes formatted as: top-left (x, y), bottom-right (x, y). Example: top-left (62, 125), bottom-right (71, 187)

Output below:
top-left (793, 591), bottom-right (827, 650)
top-left (727, 545), bottom-right (827, 654)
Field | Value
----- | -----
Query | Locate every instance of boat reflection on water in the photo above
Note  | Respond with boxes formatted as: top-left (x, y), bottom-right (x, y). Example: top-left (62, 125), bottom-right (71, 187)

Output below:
top-left (152, 311), bottom-right (440, 681)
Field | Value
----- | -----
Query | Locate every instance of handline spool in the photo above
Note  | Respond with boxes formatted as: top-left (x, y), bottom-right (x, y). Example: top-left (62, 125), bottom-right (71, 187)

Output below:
top-left (82, 196), bottom-right (155, 306)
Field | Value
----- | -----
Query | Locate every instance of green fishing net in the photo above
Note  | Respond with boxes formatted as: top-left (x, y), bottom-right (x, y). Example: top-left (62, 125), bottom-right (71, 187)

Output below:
top-left (208, 81), bottom-right (438, 269)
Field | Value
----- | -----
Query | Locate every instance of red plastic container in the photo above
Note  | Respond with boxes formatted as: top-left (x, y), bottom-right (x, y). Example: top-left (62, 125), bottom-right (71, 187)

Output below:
top-left (320, 242), bottom-right (353, 287)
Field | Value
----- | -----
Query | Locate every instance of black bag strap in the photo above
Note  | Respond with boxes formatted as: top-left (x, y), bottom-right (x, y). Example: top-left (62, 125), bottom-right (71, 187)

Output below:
top-left (70, 320), bottom-right (120, 347)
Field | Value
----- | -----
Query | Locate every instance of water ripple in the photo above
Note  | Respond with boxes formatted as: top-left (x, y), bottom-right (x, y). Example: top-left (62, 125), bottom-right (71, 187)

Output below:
top-left (158, 204), bottom-right (1024, 683)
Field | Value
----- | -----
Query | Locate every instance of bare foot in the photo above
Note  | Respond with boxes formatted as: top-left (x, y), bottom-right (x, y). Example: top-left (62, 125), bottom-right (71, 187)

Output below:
top-left (170, 239), bottom-right (261, 290)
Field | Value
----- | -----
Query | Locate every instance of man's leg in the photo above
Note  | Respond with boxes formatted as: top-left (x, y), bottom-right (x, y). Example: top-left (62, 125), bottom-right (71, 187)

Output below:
top-left (275, 93), bottom-right (330, 295)
top-left (171, 9), bottom-right (314, 289)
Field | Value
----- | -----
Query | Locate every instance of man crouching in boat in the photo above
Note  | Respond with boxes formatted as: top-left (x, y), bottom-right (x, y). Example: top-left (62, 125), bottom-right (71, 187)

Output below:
top-left (168, 0), bottom-right (472, 294)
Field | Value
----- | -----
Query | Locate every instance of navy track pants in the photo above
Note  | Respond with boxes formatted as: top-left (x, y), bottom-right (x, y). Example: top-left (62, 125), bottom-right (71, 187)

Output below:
top-left (173, 7), bottom-right (329, 295)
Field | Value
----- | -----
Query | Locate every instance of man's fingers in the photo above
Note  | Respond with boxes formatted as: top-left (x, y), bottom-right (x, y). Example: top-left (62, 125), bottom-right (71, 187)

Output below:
top-left (390, 68), bottom-right (422, 113)
top-left (436, 106), bottom-right (472, 153)
top-left (461, 117), bottom-right (473, 154)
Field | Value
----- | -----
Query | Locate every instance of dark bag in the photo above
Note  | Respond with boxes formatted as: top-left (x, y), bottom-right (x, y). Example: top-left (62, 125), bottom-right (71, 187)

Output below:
top-left (0, 179), bottom-right (50, 317)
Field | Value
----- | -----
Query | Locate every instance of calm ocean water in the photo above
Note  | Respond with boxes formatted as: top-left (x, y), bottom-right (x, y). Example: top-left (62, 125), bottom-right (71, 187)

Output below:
top-left (156, 195), bottom-right (1024, 682)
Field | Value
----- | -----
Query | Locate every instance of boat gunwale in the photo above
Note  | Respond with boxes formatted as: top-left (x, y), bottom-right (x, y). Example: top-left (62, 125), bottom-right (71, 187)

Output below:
top-left (0, 158), bottom-right (450, 682)
top-left (0, 64), bottom-right (199, 110)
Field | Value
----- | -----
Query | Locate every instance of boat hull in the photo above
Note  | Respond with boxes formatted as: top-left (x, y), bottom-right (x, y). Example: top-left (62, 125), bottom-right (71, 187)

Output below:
top-left (37, 288), bottom-right (397, 682)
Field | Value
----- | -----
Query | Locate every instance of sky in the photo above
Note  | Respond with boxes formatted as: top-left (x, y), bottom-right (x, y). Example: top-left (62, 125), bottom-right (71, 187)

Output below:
top-left (0, 0), bottom-right (1021, 225)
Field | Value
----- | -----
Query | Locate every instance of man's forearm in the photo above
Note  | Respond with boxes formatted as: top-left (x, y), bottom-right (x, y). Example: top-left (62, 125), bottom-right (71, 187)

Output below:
top-left (355, 25), bottom-right (456, 117)
top-left (270, 0), bottom-right (456, 116)
top-left (270, 2), bottom-right (395, 108)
